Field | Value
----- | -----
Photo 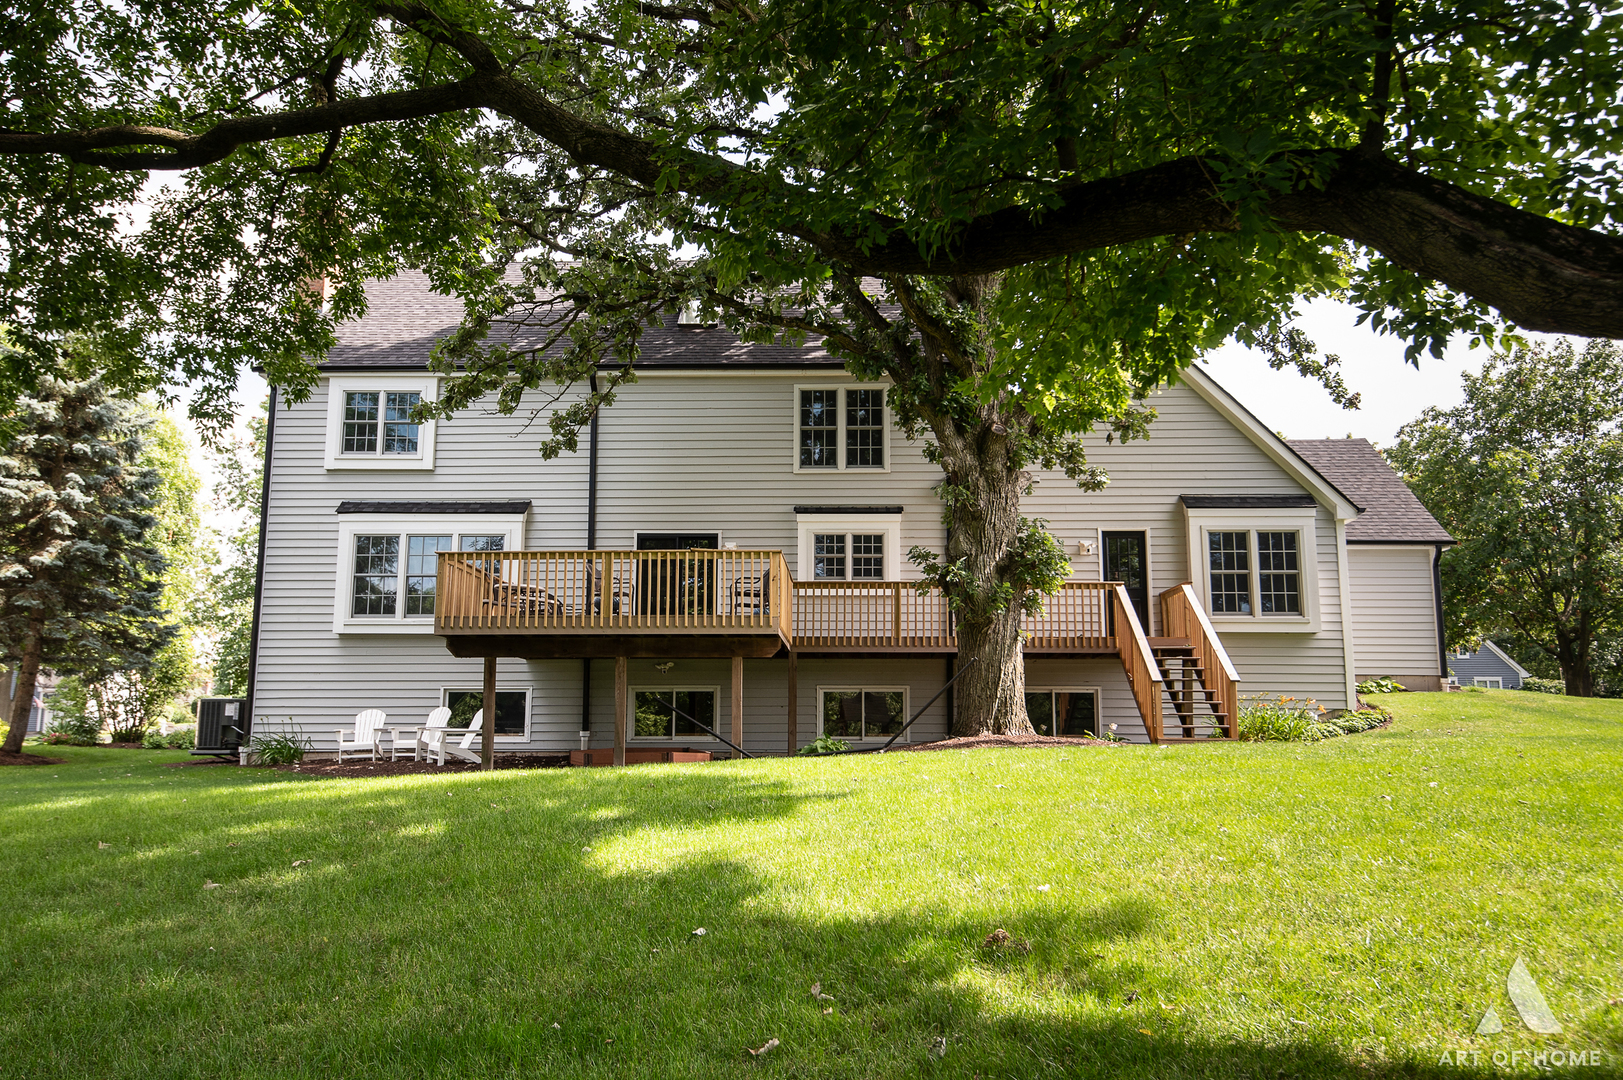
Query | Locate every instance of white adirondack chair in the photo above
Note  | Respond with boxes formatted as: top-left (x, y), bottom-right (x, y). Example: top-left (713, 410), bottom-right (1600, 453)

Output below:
top-left (389, 706), bottom-right (451, 761)
top-left (336, 709), bottom-right (386, 762)
top-left (422, 709), bottom-right (483, 766)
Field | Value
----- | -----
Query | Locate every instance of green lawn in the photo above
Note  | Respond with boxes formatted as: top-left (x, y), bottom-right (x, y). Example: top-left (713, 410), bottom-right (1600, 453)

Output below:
top-left (3, 691), bottom-right (1620, 1079)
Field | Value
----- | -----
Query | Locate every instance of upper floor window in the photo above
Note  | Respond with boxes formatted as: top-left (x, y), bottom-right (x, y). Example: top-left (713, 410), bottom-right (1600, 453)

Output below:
top-left (796, 385), bottom-right (887, 471)
top-left (324, 377), bottom-right (438, 470)
top-left (342, 391), bottom-right (421, 455)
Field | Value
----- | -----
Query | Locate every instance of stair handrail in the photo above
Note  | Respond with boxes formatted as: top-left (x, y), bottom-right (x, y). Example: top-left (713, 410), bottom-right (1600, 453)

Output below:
top-left (1160, 582), bottom-right (1241, 737)
top-left (1112, 582), bottom-right (1164, 742)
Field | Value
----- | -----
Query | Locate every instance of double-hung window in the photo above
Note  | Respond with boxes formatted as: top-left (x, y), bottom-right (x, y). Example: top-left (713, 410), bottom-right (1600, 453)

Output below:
top-left (813, 532), bottom-right (886, 580)
top-left (325, 377), bottom-right (438, 470)
top-left (819, 688), bottom-right (906, 741)
top-left (343, 391), bottom-right (421, 455)
top-left (1205, 529), bottom-right (1301, 616)
top-left (796, 385), bottom-right (887, 471)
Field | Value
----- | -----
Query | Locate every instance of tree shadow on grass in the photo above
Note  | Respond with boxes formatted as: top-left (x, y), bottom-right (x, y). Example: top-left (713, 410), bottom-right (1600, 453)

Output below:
top-left (1, 763), bottom-right (1554, 1079)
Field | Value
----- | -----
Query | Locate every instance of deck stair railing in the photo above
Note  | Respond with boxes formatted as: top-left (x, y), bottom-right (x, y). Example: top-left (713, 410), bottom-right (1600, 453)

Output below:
top-left (1153, 582), bottom-right (1242, 740)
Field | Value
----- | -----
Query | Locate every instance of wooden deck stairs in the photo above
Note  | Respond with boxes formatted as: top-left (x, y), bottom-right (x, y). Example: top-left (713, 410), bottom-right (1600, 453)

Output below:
top-left (1132, 584), bottom-right (1242, 743)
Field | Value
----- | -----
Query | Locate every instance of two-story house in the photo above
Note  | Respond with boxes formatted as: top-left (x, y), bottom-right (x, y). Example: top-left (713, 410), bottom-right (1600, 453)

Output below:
top-left (245, 272), bottom-right (1452, 757)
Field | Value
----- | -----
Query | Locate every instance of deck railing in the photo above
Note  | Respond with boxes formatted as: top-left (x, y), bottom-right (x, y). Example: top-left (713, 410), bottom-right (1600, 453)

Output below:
top-left (436, 550), bottom-right (1119, 653)
top-left (790, 579), bottom-right (1118, 652)
top-left (437, 549), bottom-right (792, 640)
top-left (1113, 582), bottom-right (1166, 741)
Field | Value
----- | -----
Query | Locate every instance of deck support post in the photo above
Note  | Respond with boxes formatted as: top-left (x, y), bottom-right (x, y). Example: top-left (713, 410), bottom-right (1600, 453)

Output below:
top-left (786, 650), bottom-right (798, 756)
top-left (613, 655), bottom-right (627, 767)
top-left (731, 654), bottom-right (744, 754)
top-left (481, 655), bottom-right (496, 772)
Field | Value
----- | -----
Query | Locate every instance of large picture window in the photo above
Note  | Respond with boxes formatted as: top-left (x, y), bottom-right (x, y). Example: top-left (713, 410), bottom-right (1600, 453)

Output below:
top-left (444, 688), bottom-right (529, 737)
top-left (820, 688), bottom-right (906, 741)
top-left (632, 688), bottom-right (718, 739)
top-left (795, 385), bottom-right (887, 470)
top-left (333, 513), bottom-right (524, 633)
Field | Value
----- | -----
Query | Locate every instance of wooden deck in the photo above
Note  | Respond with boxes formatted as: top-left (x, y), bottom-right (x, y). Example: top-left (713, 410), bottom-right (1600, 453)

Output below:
top-left (435, 549), bottom-right (1119, 657)
top-left (436, 549), bottom-right (792, 658)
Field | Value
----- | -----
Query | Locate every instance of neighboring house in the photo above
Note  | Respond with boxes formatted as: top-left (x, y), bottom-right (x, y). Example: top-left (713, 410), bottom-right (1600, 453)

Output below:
top-left (248, 273), bottom-right (1449, 755)
top-left (1287, 439), bottom-right (1455, 692)
top-left (1448, 642), bottom-right (1531, 689)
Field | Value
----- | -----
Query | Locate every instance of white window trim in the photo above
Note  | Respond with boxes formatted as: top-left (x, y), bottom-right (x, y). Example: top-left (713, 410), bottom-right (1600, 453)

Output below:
top-left (1473, 677), bottom-right (1503, 690)
top-left (815, 685), bottom-right (911, 743)
top-left (332, 513), bottom-right (527, 634)
top-left (1024, 685), bottom-right (1103, 738)
top-left (626, 685), bottom-right (722, 742)
top-left (439, 685), bottom-right (533, 742)
top-left (324, 375), bottom-right (440, 470)
top-left (792, 383), bottom-right (893, 473)
top-left (796, 515), bottom-right (903, 581)
top-left (1183, 508), bottom-right (1320, 632)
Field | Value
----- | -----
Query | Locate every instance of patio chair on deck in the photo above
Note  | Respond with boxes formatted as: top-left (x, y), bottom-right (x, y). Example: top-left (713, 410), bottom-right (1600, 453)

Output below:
top-left (421, 710), bottom-right (484, 765)
top-left (336, 709), bottom-right (386, 762)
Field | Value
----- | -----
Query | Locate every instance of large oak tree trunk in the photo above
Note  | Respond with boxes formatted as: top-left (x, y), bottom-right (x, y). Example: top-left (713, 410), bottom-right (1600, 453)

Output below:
top-left (3, 622), bottom-right (44, 755)
top-left (934, 418), bottom-right (1036, 738)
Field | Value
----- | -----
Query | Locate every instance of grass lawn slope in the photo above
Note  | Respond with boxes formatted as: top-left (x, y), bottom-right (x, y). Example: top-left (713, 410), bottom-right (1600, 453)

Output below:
top-left (2, 689), bottom-right (1620, 1078)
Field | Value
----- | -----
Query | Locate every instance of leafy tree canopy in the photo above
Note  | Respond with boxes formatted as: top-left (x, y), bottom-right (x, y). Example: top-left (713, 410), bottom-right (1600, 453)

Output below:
top-left (1389, 339), bottom-right (1623, 697)
top-left (0, 0), bottom-right (1619, 434)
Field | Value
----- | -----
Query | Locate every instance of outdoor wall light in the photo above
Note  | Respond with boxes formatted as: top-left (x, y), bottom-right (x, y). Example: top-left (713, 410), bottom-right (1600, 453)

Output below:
top-left (654, 661), bottom-right (676, 674)
top-left (1076, 540), bottom-right (1096, 556)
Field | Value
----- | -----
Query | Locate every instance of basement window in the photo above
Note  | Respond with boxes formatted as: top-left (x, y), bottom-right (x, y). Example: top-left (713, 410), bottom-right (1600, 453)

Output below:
top-left (819, 688), bottom-right (907, 742)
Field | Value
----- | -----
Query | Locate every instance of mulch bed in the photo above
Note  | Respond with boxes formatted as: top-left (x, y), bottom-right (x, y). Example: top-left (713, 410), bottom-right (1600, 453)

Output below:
top-left (0, 749), bottom-right (67, 766)
top-left (893, 733), bottom-right (1120, 753)
top-left (265, 752), bottom-right (572, 778)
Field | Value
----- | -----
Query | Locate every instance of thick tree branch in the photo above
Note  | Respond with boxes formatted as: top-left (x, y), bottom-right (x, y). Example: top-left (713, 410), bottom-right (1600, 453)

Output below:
top-left (3, 61), bottom-right (1620, 337)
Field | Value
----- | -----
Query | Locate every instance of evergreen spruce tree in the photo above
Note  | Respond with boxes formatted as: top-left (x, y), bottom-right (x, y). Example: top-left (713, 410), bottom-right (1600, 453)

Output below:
top-left (0, 378), bottom-right (171, 755)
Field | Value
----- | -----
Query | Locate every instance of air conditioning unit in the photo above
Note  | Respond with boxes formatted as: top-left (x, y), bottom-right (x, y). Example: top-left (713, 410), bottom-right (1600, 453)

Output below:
top-left (193, 697), bottom-right (251, 757)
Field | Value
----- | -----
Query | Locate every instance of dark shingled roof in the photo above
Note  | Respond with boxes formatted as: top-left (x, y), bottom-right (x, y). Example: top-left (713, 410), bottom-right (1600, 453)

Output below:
top-left (336, 500), bottom-right (532, 515)
top-left (1286, 439), bottom-right (1453, 543)
top-left (325, 270), bottom-right (844, 370)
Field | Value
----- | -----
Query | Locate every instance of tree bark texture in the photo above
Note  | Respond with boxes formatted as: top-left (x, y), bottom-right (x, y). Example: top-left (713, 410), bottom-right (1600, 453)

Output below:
top-left (923, 381), bottom-right (1036, 738)
top-left (3, 622), bottom-right (45, 754)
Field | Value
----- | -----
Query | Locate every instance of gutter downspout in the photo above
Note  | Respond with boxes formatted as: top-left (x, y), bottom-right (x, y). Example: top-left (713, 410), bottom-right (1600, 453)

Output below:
top-left (244, 385), bottom-right (278, 742)
top-left (1433, 543), bottom-right (1448, 681)
top-left (581, 374), bottom-right (601, 748)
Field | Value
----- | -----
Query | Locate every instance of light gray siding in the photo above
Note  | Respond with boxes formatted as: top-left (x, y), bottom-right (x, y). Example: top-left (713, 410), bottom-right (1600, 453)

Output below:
top-left (252, 370), bottom-right (1359, 748)
top-left (1023, 382), bottom-right (1353, 710)
top-left (1348, 545), bottom-right (1442, 683)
